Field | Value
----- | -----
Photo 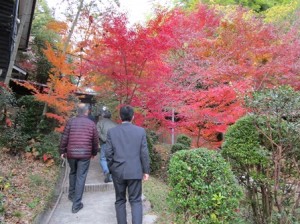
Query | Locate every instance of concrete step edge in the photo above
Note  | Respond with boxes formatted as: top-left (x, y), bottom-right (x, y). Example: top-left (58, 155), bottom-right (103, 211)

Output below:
top-left (62, 183), bottom-right (114, 193)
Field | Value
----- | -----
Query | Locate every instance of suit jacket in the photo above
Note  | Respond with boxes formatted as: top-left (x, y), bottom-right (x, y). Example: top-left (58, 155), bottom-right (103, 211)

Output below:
top-left (106, 122), bottom-right (150, 180)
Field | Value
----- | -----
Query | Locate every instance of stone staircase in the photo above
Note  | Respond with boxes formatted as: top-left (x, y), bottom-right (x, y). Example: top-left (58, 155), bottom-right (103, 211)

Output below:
top-left (62, 154), bottom-right (114, 193)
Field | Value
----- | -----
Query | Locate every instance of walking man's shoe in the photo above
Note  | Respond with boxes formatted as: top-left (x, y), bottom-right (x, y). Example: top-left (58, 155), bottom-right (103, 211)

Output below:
top-left (72, 203), bottom-right (83, 213)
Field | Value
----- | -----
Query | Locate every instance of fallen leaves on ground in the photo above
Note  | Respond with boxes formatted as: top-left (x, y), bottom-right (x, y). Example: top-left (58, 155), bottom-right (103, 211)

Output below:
top-left (0, 148), bottom-right (59, 224)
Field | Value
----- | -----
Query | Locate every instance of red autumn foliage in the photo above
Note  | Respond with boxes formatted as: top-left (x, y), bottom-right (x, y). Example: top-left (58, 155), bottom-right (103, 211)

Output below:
top-left (78, 5), bottom-right (300, 147)
top-left (83, 12), bottom-right (173, 126)
top-left (154, 5), bottom-right (300, 147)
top-left (20, 44), bottom-right (77, 130)
top-left (5, 118), bottom-right (12, 127)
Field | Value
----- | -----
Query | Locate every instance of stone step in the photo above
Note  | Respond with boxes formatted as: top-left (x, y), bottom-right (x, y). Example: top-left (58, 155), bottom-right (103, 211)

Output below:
top-left (62, 182), bottom-right (114, 193)
top-left (62, 154), bottom-right (114, 193)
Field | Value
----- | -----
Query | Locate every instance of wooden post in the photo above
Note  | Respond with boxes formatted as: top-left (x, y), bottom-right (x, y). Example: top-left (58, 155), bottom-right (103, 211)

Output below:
top-left (5, 1), bottom-right (31, 85)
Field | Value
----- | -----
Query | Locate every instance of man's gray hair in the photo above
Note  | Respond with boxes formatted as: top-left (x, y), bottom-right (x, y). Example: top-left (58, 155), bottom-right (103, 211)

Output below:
top-left (102, 110), bottom-right (111, 119)
top-left (77, 103), bottom-right (89, 115)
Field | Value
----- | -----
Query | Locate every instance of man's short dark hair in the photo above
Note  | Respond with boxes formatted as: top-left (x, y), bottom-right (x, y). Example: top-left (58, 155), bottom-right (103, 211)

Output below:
top-left (120, 105), bottom-right (134, 122)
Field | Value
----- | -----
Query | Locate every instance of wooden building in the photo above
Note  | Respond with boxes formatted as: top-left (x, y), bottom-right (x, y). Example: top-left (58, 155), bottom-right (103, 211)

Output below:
top-left (0, 0), bottom-right (36, 83)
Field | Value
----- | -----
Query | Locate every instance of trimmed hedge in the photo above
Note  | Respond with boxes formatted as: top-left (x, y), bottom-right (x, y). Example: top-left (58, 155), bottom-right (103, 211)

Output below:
top-left (171, 143), bottom-right (189, 154)
top-left (147, 133), bottom-right (162, 174)
top-left (221, 115), bottom-right (269, 168)
top-left (171, 134), bottom-right (191, 154)
top-left (176, 134), bottom-right (192, 147)
top-left (168, 148), bottom-right (243, 223)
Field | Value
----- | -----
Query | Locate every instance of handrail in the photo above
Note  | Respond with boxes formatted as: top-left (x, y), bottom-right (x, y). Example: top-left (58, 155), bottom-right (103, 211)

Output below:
top-left (45, 158), bottom-right (69, 224)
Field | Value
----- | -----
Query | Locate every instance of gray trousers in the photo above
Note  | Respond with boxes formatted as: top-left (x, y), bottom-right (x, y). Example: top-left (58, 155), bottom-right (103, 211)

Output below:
top-left (112, 177), bottom-right (143, 224)
top-left (68, 158), bottom-right (90, 209)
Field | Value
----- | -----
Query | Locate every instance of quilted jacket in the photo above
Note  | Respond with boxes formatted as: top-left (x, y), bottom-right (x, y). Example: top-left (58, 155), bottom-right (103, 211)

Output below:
top-left (59, 115), bottom-right (99, 159)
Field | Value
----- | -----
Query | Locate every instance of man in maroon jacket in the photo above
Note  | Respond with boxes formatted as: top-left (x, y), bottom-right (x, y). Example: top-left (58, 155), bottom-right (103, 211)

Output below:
top-left (59, 103), bottom-right (99, 213)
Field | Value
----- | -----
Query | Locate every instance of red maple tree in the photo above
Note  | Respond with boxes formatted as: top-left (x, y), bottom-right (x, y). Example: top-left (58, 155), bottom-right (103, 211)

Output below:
top-left (83, 12), bottom-right (174, 126)
top-left (155, 5), bottom-right (300, 147)
top-left (83, 5), bottom-right (300, 147)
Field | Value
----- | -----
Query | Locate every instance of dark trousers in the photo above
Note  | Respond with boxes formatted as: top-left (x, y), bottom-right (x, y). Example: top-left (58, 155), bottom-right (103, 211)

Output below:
top-left (68, 158), bottom-right (90, 209)
top-left (112, 177), bottom-right (143, 224)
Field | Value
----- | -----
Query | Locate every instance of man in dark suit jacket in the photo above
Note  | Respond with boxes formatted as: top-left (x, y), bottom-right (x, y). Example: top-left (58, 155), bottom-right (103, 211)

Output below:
top-left (106, 105), bottom-right (150, 224)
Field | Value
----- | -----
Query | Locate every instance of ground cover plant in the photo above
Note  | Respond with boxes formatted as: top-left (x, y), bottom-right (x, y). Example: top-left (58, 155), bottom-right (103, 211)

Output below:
top-left (143, 176), bottom-right (175, 223)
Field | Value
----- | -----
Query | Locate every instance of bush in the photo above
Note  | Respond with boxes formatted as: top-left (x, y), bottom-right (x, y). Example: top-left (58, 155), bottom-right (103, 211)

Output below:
top-left (34, 132), bottom-right (61, 162)
top-left (0, 84), bottom-right (16, 127)
top-left (147, 130), bottom-right (159, 144)
top-left (168, 148), bottom-right (243, 224)
top-left (171, 143), bottom-right (189, 154)
top-left (17, 96), bottom-right (58, 137)
top-left (171, 134), bottom-right (192, 154)
top-left (17, 96), bottom-right (44, 138)
top-left (147, 132), bottom-right (162, 174)
top-left (176, 134), bottom-right (192, 147)
top-left (0, 126), bottom-right (29, 154)
top-left (221, 115), bottom-right (269, 168)
top-left (222, 86), bottom-right (300, 223)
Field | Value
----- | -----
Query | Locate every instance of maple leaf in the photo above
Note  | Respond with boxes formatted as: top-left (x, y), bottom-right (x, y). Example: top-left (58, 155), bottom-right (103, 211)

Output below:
top-left (43, 154), bottom-right (48, 162)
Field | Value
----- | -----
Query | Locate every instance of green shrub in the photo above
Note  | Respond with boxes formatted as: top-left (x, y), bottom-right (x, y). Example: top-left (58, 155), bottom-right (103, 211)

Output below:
top-left (147, 130), bottom-right (159, 144)
top-left (221, 115), bottom-right (269, 168)
top-left (176, 134), bottom-right (192, 147)
top-left (168, 148), bottom-right (243, 224)
top-left (36, 116), bottom-right (60, 135)
top-left (35, 132), bottom-right (61, 162)
top-left (171, 143), bottom-right (189, 154)
top-left (0, 94), bottom-right (59, 155)
top-left (171, 134), bottom-right (192, 154)
top-left (147, 133), bottom-right (162, 174)
top-left (17, 96), bottom-right (43, 133)
top-left (0, 126), bottom-right (29, 154)
top-left (222, 86), bottom-right (300, 223)
top-left (0, 84), bottom-right (16, 123)
top-left (17, 96), bottom-right (57, 137)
